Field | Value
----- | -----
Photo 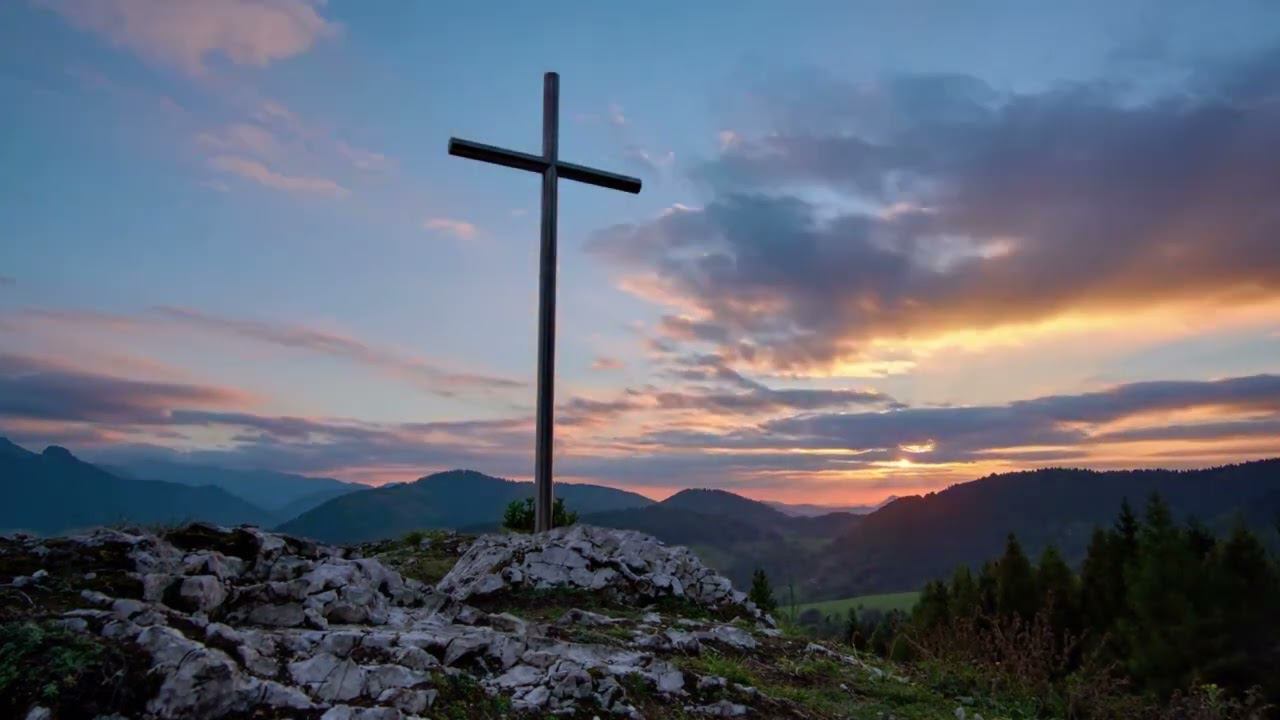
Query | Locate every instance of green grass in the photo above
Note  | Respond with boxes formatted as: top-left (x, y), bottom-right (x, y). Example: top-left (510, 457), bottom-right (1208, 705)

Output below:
top-left (361, 529), bottom-right (473, 586)
top-left (791, 591), bottom-right (921, 618)
top-left (0, 621), bottom-right (155, 718)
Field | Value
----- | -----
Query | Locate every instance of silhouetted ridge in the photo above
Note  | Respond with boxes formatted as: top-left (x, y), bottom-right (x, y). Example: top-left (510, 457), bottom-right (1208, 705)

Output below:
top-left (808, 459), bottom-right (1280, 599)
top-left (0, 438), bottom-right (271, 534)
top-left (279, 468), bottom-right (653, 543)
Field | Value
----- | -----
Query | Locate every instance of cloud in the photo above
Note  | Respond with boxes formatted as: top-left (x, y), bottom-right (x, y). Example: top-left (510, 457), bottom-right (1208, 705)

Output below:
top-left (0, 276), bottom-right (14, 288)
top-left (590, 51), bottom-right (1280, 372)
top-left (558, 353), bottom-right (895, 427)
top-left (712, 374), bottom-right (1280, 461)
top-left (5, 352), bottom-right (1277, 496)
top-left (1091, 417), bottom-right (1280, 443)
top-left (197, 123), bottom-right (281, 157)
top-left (608, 103), bottom-right (627, 128)
top-left (38, 0), bottom-right (337, 75)
top-left (151, 306), bottom-right (522, 393)
top-left (575, 103), bottom-right (628, 128)
top-left (0, 353), bottom-right (251, 424)
top-left (79, 410), bottom-right (537, 483)
top-left (197, 103), bottom-right (392, 193)
top-left (423, 218), bottom-right (478, 240)
top-left (335, 141), bottom-right (393, 173)
top-left (590, 356), bottom-right (625, 371)
top-left (623, 146), bottom-right (675, 175)
top-left (208, 155), bottom-right (348, 197)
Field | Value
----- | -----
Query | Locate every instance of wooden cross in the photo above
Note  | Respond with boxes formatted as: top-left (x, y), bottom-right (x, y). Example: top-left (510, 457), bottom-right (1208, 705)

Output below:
top-left (448, 72), bottom-right (642, 533)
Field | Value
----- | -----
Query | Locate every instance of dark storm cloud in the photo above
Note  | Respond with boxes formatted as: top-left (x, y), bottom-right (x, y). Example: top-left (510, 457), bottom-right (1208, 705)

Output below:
top-left (0, 353), bottom-right (248, 424)
top-left (589, 52), bottom-right (1280, 369)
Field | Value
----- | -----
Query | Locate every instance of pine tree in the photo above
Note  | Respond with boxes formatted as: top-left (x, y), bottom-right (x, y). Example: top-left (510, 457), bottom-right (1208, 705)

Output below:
top-left (1115, 497), bottom-right (1139, 559)
top-left (912, 580), bottom-right (951, 632)
top-left (1121, 493), bottom-right (1204, 694)
top-left (1036, 544), bottom-right (1078, 637)
top-left (995, 533), bottom-right (1038, 620)
top-left (1184, 517), bottom-right (1216, 560)
top-left (1079, 526), bottom-right (1126, 647)
top-left (843, 608), bottom-right (860, 647)
top-left (948, 566), bottom-right (981, 620)
top-left (977, 560), bottom-right (999, 616)
top-left (1208, 520), bottom-right (1280, 694)
top-left (748, 568), bottom-right (777, 614)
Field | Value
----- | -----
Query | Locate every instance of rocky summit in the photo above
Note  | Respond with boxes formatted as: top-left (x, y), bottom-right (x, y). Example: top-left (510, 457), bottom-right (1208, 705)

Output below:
top-left (0, 523), bottom-right (950, 720)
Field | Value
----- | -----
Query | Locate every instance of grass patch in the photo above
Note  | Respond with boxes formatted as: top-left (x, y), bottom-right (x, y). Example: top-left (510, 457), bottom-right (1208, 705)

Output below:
top-left (360, 529), bottom-right (473, 586)
top-left (0, 621), bottom-right (156, 719)
top-left (679, 649), bottom-right (758, 687)
top-left (790, 591), bottom-right (921, 619)
top-left (428, 671), bottom-right (513, 719)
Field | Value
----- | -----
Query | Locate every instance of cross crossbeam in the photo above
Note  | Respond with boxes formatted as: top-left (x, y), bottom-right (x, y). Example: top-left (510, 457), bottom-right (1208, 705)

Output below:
top-left (448, 139), bottom-right (642, 194)
top-left (447, 72), bottom-right (641, 533)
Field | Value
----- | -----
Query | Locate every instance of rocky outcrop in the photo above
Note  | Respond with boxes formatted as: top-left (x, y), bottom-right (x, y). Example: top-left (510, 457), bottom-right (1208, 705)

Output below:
top-left (3, 523), bottom-right (784, 719)
top-left (439, 525), bottom-right (769, 621)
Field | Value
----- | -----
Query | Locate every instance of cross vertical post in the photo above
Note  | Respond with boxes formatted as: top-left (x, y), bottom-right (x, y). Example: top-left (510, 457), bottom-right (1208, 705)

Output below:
top-left (447, 73), bottom-right (642, 533)
top-left (534, 72), bottom-right (559, 534)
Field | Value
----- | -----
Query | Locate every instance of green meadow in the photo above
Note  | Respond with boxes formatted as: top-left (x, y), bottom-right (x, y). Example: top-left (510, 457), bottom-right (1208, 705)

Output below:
top-left (791, 590), bottom-right (921, 619)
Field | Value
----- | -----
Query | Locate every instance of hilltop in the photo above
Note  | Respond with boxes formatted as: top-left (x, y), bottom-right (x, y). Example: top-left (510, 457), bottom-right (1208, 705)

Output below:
top-left (0, 522), bottom-right (975, 720)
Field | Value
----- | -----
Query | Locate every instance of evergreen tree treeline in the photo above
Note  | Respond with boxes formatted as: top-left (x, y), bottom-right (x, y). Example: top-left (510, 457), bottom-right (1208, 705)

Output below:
top-left (902, 495), bottom-right (1280, 704)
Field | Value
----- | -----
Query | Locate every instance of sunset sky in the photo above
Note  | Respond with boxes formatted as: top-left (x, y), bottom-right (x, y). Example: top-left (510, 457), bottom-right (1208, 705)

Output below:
top-left (3, 1), bottom-right (1280, 503)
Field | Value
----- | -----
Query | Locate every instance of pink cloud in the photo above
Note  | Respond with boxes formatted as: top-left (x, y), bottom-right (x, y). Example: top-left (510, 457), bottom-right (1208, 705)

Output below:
top-left (197, 123), bottom-right (281, 158)
top-left (335, 141), bottom-right (393, 173)
top-left (209, 155), bottom-right (348, 197)
top-left (150, 306), bottom-right (523, 393)
top-left (424, 217), bottom-right (478, 240)
top-left (38, 0), bottom-right (338, 75)
top-left (590, 356), bottom-right (625, 371)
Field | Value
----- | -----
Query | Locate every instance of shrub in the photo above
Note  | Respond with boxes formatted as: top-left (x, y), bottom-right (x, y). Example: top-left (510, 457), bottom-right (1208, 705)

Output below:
top-left (748, 568), bottom-right (778, 613)
top-left (502, 497), bottom-right (578, 533)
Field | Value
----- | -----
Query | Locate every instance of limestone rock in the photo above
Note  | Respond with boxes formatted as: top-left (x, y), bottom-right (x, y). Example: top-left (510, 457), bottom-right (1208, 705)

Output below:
top-left (4, 521), bottom-right (776, 720)
top-left (438, 525), bottom-right (765, 620)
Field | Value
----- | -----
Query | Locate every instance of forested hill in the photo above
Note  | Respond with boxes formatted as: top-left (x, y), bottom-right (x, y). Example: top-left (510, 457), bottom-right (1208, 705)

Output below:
top-left (277, 470), bottom-right (654, 543)
top-left (808, 460), bottom-right (1280, 599)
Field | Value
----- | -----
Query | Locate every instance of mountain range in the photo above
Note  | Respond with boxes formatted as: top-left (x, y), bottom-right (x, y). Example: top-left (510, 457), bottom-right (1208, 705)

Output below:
top-left (2, 435), bottom-right (1277, 602)
top-left (803, 460), bottom-right (1280, 598)
top-left (0, 438), bottom-right (271, 533)
top-left (277, 469), bottom-right (654, 543)
top-left (765, 497), bottom-right (898, 517)
top-left (104, 457), bottom-right (358, 519)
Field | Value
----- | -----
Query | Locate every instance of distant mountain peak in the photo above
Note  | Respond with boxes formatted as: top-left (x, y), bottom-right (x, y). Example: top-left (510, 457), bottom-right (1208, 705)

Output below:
top-left (41, 445), bottom-right (77, 461)
top-left (414, 469), bottom-right (510, 485)
top-left (661, 488), bottom-right (789, 524)
top-left (666, 488), bottom-right (737, 500)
